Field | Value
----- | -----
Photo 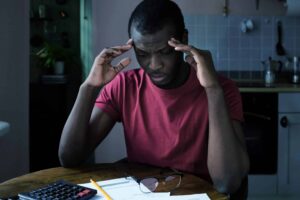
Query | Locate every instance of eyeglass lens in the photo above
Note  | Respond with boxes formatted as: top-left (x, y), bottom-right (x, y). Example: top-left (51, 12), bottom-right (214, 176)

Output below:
top-left (139, 175), bottom-right (181, 193)
top-left (140, 178), bottom-right (158, 192)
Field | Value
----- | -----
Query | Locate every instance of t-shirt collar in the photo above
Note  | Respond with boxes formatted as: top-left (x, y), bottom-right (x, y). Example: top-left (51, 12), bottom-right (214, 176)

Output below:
top-left (144, 64), bottom-right (202, 96)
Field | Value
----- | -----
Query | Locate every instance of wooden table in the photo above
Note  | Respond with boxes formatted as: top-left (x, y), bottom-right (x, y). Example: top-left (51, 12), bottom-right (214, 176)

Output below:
top-left (0, 162), bottom-right (228, 199)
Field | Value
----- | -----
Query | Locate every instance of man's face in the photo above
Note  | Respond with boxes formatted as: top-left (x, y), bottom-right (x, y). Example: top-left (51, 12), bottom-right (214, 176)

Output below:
top-left (131, 25), bottom-right (184, 89)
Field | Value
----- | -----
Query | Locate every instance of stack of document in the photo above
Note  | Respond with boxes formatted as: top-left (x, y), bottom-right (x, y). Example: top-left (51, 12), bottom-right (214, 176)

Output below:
top-left (80, 177), bottom-right (210, 200)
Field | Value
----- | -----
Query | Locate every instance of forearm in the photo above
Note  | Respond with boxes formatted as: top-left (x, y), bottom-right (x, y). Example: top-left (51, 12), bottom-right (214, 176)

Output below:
top-left (205, 86), bottom-right (249, 193)
top-left (59, 83), bottom-right (100, 167)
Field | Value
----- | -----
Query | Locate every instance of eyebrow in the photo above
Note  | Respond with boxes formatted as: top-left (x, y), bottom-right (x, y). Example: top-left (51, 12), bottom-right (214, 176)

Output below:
top-left (135, 45), bottom-right (172, 53)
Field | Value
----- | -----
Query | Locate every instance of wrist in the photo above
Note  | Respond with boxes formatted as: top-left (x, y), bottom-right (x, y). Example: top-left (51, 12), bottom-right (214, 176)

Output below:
top-left (81, 79), bottom-right (104, 89)
top-left (80, 82), bottom-right (102, 98)
top-left (204, 84), bottom-right (223, 95)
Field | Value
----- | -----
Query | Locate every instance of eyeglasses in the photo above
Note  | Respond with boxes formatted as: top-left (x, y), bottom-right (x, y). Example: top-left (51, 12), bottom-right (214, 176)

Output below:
top-left (130, 168), bottom-right (184, 193)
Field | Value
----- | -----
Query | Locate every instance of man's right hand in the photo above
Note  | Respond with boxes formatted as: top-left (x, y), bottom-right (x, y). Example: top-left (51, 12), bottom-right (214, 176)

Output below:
top-left (84, 39), bottom-right (133, 87)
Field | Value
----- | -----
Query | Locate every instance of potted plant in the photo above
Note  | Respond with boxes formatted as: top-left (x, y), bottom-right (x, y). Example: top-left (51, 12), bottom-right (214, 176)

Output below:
top-left (36, 42), bottom-right (70, 75)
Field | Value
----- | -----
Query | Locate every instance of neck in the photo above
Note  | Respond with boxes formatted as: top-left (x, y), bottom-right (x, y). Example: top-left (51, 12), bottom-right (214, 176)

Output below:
top-left (163, 61), bottom-right (190, 89)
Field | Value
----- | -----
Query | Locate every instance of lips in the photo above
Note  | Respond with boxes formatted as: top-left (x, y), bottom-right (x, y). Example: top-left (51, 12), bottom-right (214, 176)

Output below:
top-left (149, 73), bottom-right (166, 83)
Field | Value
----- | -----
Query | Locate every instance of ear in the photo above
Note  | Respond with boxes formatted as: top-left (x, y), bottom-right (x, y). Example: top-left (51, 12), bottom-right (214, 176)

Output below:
top-left (182, 28), bottom-right (188, 44)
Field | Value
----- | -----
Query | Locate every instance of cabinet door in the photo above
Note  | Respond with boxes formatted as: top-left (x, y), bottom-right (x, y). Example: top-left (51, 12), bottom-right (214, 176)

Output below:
top-left (30, 83), bottom-right (68, 172)
top-left (278, 113), bottom-right (300, 194)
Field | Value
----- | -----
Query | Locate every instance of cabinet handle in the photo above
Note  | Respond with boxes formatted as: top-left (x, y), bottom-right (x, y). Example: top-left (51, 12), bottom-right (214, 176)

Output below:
top-left (280, 116), bottom-right (288, 128)
top-left (244, 112), bottom-right (271, 121)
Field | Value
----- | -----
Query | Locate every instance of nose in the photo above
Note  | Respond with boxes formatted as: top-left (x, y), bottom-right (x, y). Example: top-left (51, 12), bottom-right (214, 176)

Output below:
top-left (149, 54), bottom-right (163, 71)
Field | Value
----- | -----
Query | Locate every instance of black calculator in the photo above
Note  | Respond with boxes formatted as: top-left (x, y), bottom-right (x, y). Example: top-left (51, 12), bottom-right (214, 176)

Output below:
top-left (18, 180), bottom-right (97, 200)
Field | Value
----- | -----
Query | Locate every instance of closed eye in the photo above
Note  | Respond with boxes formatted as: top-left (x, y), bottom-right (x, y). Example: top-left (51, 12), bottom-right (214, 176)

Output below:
top-left (136, 49), bottom-right (149, 57)
top-left (135, 47), bottom-right (174, 57)
top-left (159, 47), bottom-right (174, 55)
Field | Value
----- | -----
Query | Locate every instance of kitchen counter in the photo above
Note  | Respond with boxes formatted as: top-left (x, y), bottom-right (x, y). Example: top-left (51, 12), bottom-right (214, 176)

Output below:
top-left (234, 80), bottom-right (300, 93)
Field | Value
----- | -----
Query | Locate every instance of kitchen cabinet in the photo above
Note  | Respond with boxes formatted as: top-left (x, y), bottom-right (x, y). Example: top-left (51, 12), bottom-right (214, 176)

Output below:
top-left (30, 0), bottom-right (81, 80)
top-left (243, 92), bottom-right (278, 195)
top-left (278, 93), bottom-right (300, 195)
top-left (30, 83), bottom-right (68, 172)
top-left (242, 91), bottom-right (300, 197)
top-left (29, 0), bottom-right (82, 171)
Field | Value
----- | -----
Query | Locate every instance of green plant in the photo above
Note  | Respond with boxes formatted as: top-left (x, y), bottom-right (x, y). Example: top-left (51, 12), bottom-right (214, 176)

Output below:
top-left (36, 43), bottom-right (70, 68)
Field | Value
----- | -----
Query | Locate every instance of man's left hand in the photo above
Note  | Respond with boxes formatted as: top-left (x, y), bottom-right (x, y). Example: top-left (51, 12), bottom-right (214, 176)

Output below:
top-left (168, 38), bottom-right (220, 89)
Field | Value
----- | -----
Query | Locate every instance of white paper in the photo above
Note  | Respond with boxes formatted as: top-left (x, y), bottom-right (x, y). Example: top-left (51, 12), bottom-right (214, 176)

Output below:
top-left (79, 177), bottom-right (210, 200)
top-left (153, 194), bottom-right (211, 200)
top-left (80, 177), bottom-right (170, 200)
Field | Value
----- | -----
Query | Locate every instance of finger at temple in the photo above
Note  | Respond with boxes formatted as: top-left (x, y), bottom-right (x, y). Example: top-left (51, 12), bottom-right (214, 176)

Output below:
top-left (100, 48), bottom-right (122, 58)
top-left (168, 42), bottom-right (190, 55)
top-left (110, 43), bottom-right (132, 52)
top-left (174, 44), bottom-right (192, 51)
top-left (168, 39), bottom-right (181, 47)
top-left (126, 38), bottom-right (133, 45)
top-left (185, 55), bottom-right (197, 69)
top-left (101, 51), bottom-right (125, 62)
top-left (102, 52), bottom-right (124, 64)
top-left (169, 37), bottom-right (180, 43)
top-left (176, 45), bottom-right (200, 59)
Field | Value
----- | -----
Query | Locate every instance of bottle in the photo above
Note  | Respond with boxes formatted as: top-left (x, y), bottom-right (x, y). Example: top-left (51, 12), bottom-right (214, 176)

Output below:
top-left (265, 69), bottom-right (275, 86)
top-left (38, 4), bottom-right (46, 19)
top-left (263, 57), bottom-right (276, 86)
top-left (292, 56), bottom-right (299, 84)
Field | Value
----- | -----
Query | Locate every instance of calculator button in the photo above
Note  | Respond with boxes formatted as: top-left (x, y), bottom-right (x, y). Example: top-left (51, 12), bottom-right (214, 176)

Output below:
top-left (18, 180), bottom-right (97, 200)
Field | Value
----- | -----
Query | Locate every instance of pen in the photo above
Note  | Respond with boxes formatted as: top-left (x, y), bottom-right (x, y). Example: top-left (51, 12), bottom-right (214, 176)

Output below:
top-left (90, 179), bottom-right (113, 200)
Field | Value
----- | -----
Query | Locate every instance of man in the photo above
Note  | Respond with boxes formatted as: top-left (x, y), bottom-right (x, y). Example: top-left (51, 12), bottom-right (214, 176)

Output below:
top-left (59, 0), bottom-right (249, 194)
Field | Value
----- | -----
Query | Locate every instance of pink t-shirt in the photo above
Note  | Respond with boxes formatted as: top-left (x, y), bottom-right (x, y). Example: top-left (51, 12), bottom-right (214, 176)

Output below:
top-left (95, 67), bottom-right (243, 183)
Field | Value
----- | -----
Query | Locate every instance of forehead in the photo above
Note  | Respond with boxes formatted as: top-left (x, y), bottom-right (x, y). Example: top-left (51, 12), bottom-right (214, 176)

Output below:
top-left (131, 25), bottom-right (176, 51)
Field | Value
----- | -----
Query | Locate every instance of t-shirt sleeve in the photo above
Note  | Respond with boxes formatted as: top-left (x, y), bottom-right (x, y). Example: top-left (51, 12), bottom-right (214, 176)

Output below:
top-left (220, 76), bottom-right (244, 122)
top-left (95, 76), bottom-right (122, 122)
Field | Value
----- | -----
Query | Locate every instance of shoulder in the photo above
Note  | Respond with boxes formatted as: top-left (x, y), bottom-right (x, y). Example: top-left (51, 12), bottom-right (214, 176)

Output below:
top-left (217, 74), bottom-right (240, 95)
top-left (218, 75), bottom-right (238, 89)
top-left (105, 68), bottom-right (142, 86)
top-left (217, 75), bottom-right (244, 121)
top-left (102, 68), bottom-right (144, 95)
top-left (112, 68), bottom-right (144, 84)
top-left (217, 74), bottom-right (241, 102)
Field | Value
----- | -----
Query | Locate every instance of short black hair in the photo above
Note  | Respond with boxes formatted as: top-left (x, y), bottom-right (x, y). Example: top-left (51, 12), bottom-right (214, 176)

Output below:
top-left (128, 0), bottom-right (185, 38)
